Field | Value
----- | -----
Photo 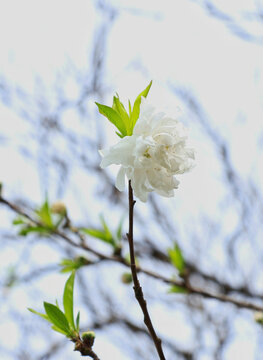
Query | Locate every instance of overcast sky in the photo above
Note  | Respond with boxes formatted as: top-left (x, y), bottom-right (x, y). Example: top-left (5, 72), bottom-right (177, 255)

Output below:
top-left (0, 1), bottom-right (263, 359)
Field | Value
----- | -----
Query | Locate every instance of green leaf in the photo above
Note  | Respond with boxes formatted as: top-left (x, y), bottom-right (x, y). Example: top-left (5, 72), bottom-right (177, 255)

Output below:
top-left (128, 100), bottom-right (132, 117)
top-left (116, 216), bottom-right (125, 241)
top-left (51, 325), bottom-right (69, 335)
top-left (35, 199), bottom-right (53, 228)
top-left (130, 80), bottom-right (152, 129)
top-left (112, 95), bottom-right (130, 133)
top-left (60, 259), bottom-right (75, 266)
top-left (81, 228), bottom-right (115, 246)
top-left (95, 103), bottom-right (127, 137)
top-left (115, 131), bottom-right (124, 139)
top-left (168, 244), bottom-right (185, 274)
top-left (59, 259), bottom-right (76, 273)
top-left (63, 271), bottom-right (75, 330)
top-left (28, 308), bottom-right (52, 323)
top-left (18, 226), bottom-right (50, 236)
top-left (76, 311), bottom-right (80, 332)
top-left (99, 215), bottom-right (113, 241)
top-left (13, 217), bottom-right (26, 225)
top-left (59, 257), bottom-right (87, 273)
top-left (44, 302), bottom-right (70, 334)
top-left (81, 228), bottom-right (108, 240)
top-left (168, 285), bottom-right (188, 294)
top-left (116, 131), bottom-right (124, 138)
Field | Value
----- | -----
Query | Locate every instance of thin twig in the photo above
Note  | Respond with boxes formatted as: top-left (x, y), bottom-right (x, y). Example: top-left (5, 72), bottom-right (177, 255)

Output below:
top-left (126, 181), bottom-right (166, 360)
top-left (1, 195), bottom-right (263, 312)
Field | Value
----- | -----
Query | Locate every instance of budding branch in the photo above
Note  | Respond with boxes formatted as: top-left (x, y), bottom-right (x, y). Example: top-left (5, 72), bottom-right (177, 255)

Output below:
top-left (1, 195), bottom-right (263, 313)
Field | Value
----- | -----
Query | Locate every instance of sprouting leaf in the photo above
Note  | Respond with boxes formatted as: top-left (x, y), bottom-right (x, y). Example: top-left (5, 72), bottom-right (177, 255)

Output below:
top-left (60, 257), bottom-right (87, 273)
top-left (116, 216), bottom-right (125, 241)
top-left (35, 199), bottom-right (53, 228)
top-left (95, 103), bottom-right (127, 137)
top-left (76, 311), bottom-right (80, 332)
top-left (51, 325), bottom-right (69, 335)
top-left (18, 226), bottom-right (49, 236)
top-left (28, 308), bottom-right (52, 323)
top-left (60, 260), bottom-right (75, 273)
top-left (128, 100), bottom-right (132, 117)
top-left (12, 217), bottom-right (26, 225)
top-left (168, 285), bottom-right (188, 294)
top-left (44, 302), bottom-right (70, 335)
top-left (112, 95), bottom-right (130, 133)
top-left (99, 215), bottom-right (113, 241)
top-left (63, 271), bottom-right (75, 330)
top-left (130, 80), bottom-right (152, 129)
top-left (81, 228), bottom-right (108, 240)
top-left (168, 243), bottom-right (185, 275)
top-left (81, 228), bottom-right (115, 246)
top-left (116, 131), bottom-right (124, 138)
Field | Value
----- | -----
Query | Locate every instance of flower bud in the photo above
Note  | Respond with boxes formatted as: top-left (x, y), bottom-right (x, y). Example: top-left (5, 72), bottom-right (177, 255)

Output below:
top-left (254, 312), bottom-right (263, 324)
top-left (51, 201), bottom-right (67, 215)
top-left (121, 272), bottom-right (133, 284)
top-left (82, 331), bottom-right (95, 347)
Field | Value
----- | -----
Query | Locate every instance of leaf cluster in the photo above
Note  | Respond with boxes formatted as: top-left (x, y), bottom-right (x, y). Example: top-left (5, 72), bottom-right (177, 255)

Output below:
top-left (60, 256), bottom-right (89, 273)
top-left (80, 215), bottom-right (124, 254)
top-left (28, 271), bottom-right (80, 338)
top-left (95, 81), bottom-right (152, 137)
top-left (13, 198), bottom-right (66, 236)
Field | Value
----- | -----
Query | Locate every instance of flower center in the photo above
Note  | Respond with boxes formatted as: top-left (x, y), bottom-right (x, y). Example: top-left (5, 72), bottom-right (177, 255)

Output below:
top-left (143, 147), bottom-right (151, 158)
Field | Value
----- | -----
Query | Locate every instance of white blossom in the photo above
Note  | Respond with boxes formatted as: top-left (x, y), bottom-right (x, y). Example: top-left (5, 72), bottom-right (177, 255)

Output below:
top-left (100, 99), bottom-right (195, 202)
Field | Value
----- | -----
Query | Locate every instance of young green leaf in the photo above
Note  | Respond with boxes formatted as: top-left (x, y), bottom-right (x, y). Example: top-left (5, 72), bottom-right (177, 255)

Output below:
top-left (81, 228), bottom-right (115, 246)
top-left (128, 100), bottom-right (132, 117)
top-left (116, 216), bottom-right (125, 241)
top-left (60, 257), bottom-right (87, 273)
top-left (63, 271), bottom-right (76, 330)
top-left (35, 199), bottom-right (53, 228)
top-left (76, 311), bottom-right (80, 332)
top-left (28, 308), bottom-right (51, 323)
top-left (18, 226), bottom-right (50, 236)
top-left (44, 302), bottom-right (70, 334)
top-left (168, 243), bottom-right (185, 275)
top-left (130, 80), bottom-right (152, 129)
top-left (95, 103), bottom-right (127, 137)
top-left (12, 217), bottom-right (26, 225)
top-left (81, 228), bottom-right (108, 240)
top-left (112, 95), bottom-right (130, 133)
top-left (168, 285), bottom-right (188, 294)
top-left (116, 131), bottom-right (124, 138)
top-left (51, 325), bottom-right (69, 335)
top-left (99, 215), bottom-right (113, 241)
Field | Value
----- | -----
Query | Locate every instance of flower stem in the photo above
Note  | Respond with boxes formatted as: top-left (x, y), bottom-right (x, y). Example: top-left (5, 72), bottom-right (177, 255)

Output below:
top-left (127, 180), bottom-right (166, 360)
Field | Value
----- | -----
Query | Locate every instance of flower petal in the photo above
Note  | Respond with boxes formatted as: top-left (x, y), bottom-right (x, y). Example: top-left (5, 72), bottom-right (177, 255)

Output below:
top-left (115, 166), bottom-right (126, 191)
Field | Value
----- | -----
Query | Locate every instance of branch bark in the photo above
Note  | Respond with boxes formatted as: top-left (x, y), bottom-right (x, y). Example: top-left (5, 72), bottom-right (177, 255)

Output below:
top-left (126, 180), bottom-right (166, 360)
top-left (1, 195), bottom-right (263, 312)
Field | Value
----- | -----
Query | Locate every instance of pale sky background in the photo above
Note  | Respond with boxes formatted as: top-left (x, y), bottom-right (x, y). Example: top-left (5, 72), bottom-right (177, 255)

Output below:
top-left (0, 1), bottom-right (263, 359)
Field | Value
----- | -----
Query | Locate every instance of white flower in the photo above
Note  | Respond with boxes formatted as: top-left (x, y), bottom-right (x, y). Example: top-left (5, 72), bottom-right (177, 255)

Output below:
top-left (100, 99), bottom-right (195, 202)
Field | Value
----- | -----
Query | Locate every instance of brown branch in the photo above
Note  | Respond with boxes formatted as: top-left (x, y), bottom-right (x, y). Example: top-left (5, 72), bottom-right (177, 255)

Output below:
top-left (1, 195), bottom-right (263, 312)
top-left (73, 336), bottom-right (100, 359)
top-left (126, 181), bottom-right (166, 360)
